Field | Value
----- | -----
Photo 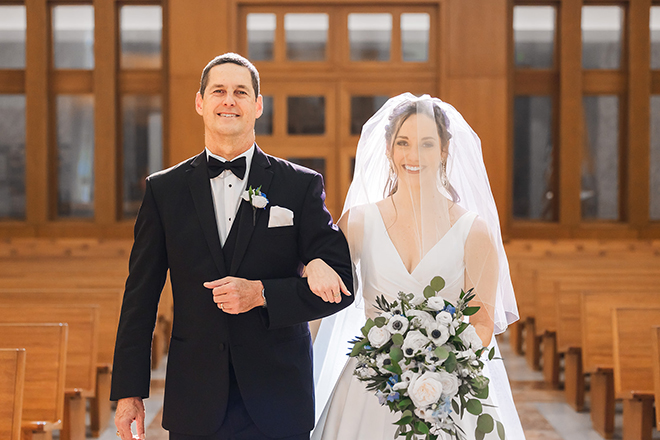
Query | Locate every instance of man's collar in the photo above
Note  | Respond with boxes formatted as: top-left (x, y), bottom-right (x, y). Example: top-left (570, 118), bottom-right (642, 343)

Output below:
top-left (205, 144), bottom-right (255, 166)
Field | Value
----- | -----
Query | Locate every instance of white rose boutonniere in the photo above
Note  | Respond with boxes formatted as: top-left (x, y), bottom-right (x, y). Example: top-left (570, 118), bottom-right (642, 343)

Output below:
top-left (242, 185), bottom-right (269, 225)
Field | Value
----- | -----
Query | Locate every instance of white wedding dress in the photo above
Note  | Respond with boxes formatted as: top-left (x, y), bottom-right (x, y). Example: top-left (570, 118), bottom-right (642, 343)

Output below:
top-left (312, 204), bottom-right (526, 440)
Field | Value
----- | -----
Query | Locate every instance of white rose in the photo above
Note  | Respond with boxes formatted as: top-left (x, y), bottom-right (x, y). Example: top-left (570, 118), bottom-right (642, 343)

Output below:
top-left (401, 330), bottom-right (430, 357)
top-left (427, 296), bottom-right (446, 311)
top-left (436, 311), bottom-right (453, 326)
top-left (438, 371), bottom-right (460, 398)
top-left (408, 371), bottom-right (444, 408)
top-left (386, 315), bottom-right (409, 334)
top-left (426, 322), bottom-right (450, 346)
top-left (252, 195), bottom-right (268, 208)
top-left (460, 325), bottom-right (483, 351)
top-left (409, 294), bottom-right (425, 306)
top-left (367, 326), bottom-right (392, 348)
top-left (407, 310), bottom-right (434, 329)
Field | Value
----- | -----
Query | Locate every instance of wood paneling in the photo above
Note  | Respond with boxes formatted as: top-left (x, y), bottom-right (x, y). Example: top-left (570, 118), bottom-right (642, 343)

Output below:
top-left (448, 0), bottom-right (508, 77)
top-left (446, 78), bottom-right (509, 217)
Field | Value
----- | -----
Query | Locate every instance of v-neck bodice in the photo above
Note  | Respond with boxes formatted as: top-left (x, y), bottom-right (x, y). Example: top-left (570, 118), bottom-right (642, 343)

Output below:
top-left (358, 203), bottom-right (477, 320)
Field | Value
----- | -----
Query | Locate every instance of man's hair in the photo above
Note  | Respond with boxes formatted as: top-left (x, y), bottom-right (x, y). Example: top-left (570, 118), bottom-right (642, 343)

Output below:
top-left (199, 52), bottom-right (260, 99)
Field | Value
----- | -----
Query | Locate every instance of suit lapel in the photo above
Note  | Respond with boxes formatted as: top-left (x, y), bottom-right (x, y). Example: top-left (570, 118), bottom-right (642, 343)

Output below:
top-left (186, 152), bottom-right (226, 275)
top-left (230, 146), bottom-right (273, 275)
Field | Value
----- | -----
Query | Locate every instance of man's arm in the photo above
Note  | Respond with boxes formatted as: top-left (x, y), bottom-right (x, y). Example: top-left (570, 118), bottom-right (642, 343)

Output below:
top-left (262, 173), bottom-right (354, 328)
top-left (111, 178), bottom-right (168, 400)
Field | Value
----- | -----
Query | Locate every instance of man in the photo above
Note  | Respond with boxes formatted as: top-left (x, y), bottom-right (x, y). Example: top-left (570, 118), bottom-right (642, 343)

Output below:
top-left (111, 52), bottom-right (353, 440)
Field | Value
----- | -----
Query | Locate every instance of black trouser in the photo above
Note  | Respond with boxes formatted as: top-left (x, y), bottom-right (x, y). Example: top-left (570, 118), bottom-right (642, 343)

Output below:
top-left (169, 361), bottom-right (310, 440)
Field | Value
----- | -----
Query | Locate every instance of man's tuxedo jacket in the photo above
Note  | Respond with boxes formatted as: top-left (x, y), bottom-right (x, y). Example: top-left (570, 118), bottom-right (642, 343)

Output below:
top-left (110, 146), bottom-right (354, 437)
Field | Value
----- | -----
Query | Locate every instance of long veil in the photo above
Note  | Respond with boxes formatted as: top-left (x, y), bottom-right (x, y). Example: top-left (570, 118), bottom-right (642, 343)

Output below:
top-left (313, 93), bottom-right (523, 438)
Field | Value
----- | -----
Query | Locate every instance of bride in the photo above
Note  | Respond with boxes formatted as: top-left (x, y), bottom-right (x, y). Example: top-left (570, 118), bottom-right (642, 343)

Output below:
top-left (304, 94), bottom-right (525, 439)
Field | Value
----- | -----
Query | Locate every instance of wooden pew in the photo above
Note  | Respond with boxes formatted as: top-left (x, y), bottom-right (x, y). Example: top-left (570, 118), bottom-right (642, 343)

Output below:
top-left (505, 239), bottom-right (660, 361)
top-left (651, 327), bottom-right (660, 432)
top-left (0, 323), bottom-right (68, 440)
top-left (613, 308), bottom-right (660, 440)
top-left (0, 305), bottom-right (99, 440)
top-left (581, 291), bottom-right (660, 439)
top-left (0, 288), bottom-right (120, 437)
top-left (0, 348), bottom-right (26, 440)
top-left (522, 259), bottom-right (659, 381)
top-left (554, 280), bottom-right (660, 411)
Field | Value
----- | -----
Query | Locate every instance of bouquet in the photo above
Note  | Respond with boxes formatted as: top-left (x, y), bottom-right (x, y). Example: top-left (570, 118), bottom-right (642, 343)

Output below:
top-left (349, 276), bottom-right (505, 440)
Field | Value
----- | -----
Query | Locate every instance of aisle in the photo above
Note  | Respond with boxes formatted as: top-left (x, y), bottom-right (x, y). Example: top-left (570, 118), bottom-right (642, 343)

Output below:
top-left (98, 332), bottom-right (657, 440)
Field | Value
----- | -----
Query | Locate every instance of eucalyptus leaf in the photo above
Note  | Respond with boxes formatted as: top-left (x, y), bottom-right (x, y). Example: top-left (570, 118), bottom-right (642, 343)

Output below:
top-left (395, 410), bottom-right (413, 425)
top-left (416, 421), bottom-right (430, 434)
top-left (423, 286), bottom-right (436, 299)
top-left (434, 345), bottom-right (449, 361)
top-left (361, 318), bottom-right (375, 337)
top-left (474, 385), bottom-right (489, 399)
top-left (466, 398), bottom-right (483, 416)
top-left (397, 397), bottom-right (412, 410)
top-left (475, 429), bottom-right (485, 440)
top-left (497, 420), bottom-right (506, 439)
top-left (374, 317), bottom-right (387, 328)
top-left (477, 413), bottom-right (494, 433)
top-left (390, 346), bottom-right (404, 363)
top-left (444, 352), bottom-right (457, 373)
top-left (430, 276), bottom-right (446, 292)
top-left (392, 333), bottom-right (405, 346)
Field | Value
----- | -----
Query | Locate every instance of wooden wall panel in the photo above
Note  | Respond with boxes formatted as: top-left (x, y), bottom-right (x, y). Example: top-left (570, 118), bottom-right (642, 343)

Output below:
top-left (445, 78), bottom-right (509, 227)
top-left (168, 77), bottom-right (205, 165)
top-left (448, 0), bottom-right (508, 78)
top-left (168, 0), bottom-right (233, 166)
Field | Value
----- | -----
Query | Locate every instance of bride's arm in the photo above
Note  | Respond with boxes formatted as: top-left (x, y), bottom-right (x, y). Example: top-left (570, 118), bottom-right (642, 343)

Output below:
top-left (303, 211), bottom-right (356, 303)
top-left (464, 217), bottom-right (498, 347)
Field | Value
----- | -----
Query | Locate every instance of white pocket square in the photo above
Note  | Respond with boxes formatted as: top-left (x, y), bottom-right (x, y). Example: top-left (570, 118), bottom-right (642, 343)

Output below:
top-left (268, 206), bottom-right (294, 228)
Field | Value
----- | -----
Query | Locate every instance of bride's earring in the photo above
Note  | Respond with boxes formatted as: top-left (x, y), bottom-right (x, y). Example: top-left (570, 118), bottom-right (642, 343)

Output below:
top-left (440, 161), bottom-right (449, 188)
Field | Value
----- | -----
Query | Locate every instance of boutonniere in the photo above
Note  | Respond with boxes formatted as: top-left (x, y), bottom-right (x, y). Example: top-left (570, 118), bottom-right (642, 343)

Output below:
top-left (242, 185), bottom-right (269, 225)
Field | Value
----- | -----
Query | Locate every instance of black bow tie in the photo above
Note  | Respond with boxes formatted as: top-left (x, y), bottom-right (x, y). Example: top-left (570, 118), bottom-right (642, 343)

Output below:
top-left (207, 156), bottom-right (246, 180)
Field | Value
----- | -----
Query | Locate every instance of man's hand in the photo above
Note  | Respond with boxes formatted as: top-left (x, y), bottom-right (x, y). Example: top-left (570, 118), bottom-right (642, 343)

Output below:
top-left (115, 397), bottom-right (146, 440)
top-left (204, 277), bottom-right (265, 314)
top-left (304, 258), bottom-right (351, 303)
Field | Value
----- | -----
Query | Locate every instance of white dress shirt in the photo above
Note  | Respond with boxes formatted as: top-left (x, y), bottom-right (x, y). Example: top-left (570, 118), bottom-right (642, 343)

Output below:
top-left (206, 145), bottom-right (254, 246)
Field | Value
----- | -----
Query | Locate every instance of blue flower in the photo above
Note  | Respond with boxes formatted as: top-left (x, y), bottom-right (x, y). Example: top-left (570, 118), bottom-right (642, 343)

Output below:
top-left (376, 390), bottom-right (387, 405)
top-left (444, 305), bottom-right (456, 315)
top-left (387, 392), bottom-right (400, 402)
top-left (387, 374), bottom-right (399, 387)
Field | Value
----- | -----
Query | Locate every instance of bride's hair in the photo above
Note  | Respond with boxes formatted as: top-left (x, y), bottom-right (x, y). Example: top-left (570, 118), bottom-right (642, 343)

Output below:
top-left (383, 99), bottom-right (459, 202)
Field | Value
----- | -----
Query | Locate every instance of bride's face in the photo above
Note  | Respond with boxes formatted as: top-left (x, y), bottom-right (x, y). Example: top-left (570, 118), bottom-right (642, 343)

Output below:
top-left (391, 113), bottom-right (442, 187)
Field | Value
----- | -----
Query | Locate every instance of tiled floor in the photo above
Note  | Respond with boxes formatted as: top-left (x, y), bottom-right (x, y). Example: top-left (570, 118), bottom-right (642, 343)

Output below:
top-left (97, 333), bottom-right (659, 440)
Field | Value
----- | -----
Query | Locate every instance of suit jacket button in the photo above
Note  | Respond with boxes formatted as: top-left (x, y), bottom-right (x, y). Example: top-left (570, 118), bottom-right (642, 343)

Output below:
top-left (218, 343), bottom-right (226, 352)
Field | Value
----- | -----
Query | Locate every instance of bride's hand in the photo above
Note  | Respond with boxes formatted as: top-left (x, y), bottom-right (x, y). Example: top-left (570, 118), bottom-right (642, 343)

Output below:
top-left (303, 258), bottom-right (351, 303)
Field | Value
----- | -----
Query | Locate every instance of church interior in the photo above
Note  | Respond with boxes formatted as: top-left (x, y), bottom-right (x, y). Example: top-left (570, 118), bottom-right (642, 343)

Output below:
top-left (1, 0), bottom-right (660, 439)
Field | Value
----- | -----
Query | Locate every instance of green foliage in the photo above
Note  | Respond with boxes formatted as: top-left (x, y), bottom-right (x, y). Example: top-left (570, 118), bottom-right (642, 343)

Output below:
top-left (430, 276), bottom-right (446, 292)
top-left (390, 346), bottom-right (404, 363)
top-left (444, 352), bottom-right (457, 373)
top-left (477, 413), bottom-right (494, 433)
top-left (395, 410), bottom-right (414, 425)
top-left (466, 399), bottom-right (483, 416)
top-left (362, 318), bottom-right (375, 337)
top-left (392, 333), bottom-right (405, 346)
top-left (434, 345), bottom-right (449, 362)
top-left (350, 338), bottom-right (368, 357)
top-left (496, 420), bottom-right (506, 439)
top-left (423, 286), bottom-right (436, 298)
top-left (462, 306), bottom-right (480, 316)
top-left (374, 316), bottom-right (387, 328)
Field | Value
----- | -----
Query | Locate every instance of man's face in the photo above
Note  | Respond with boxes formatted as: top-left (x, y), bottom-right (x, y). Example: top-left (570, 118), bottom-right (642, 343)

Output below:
top-left (195, 63), bottom-right (263, 140)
